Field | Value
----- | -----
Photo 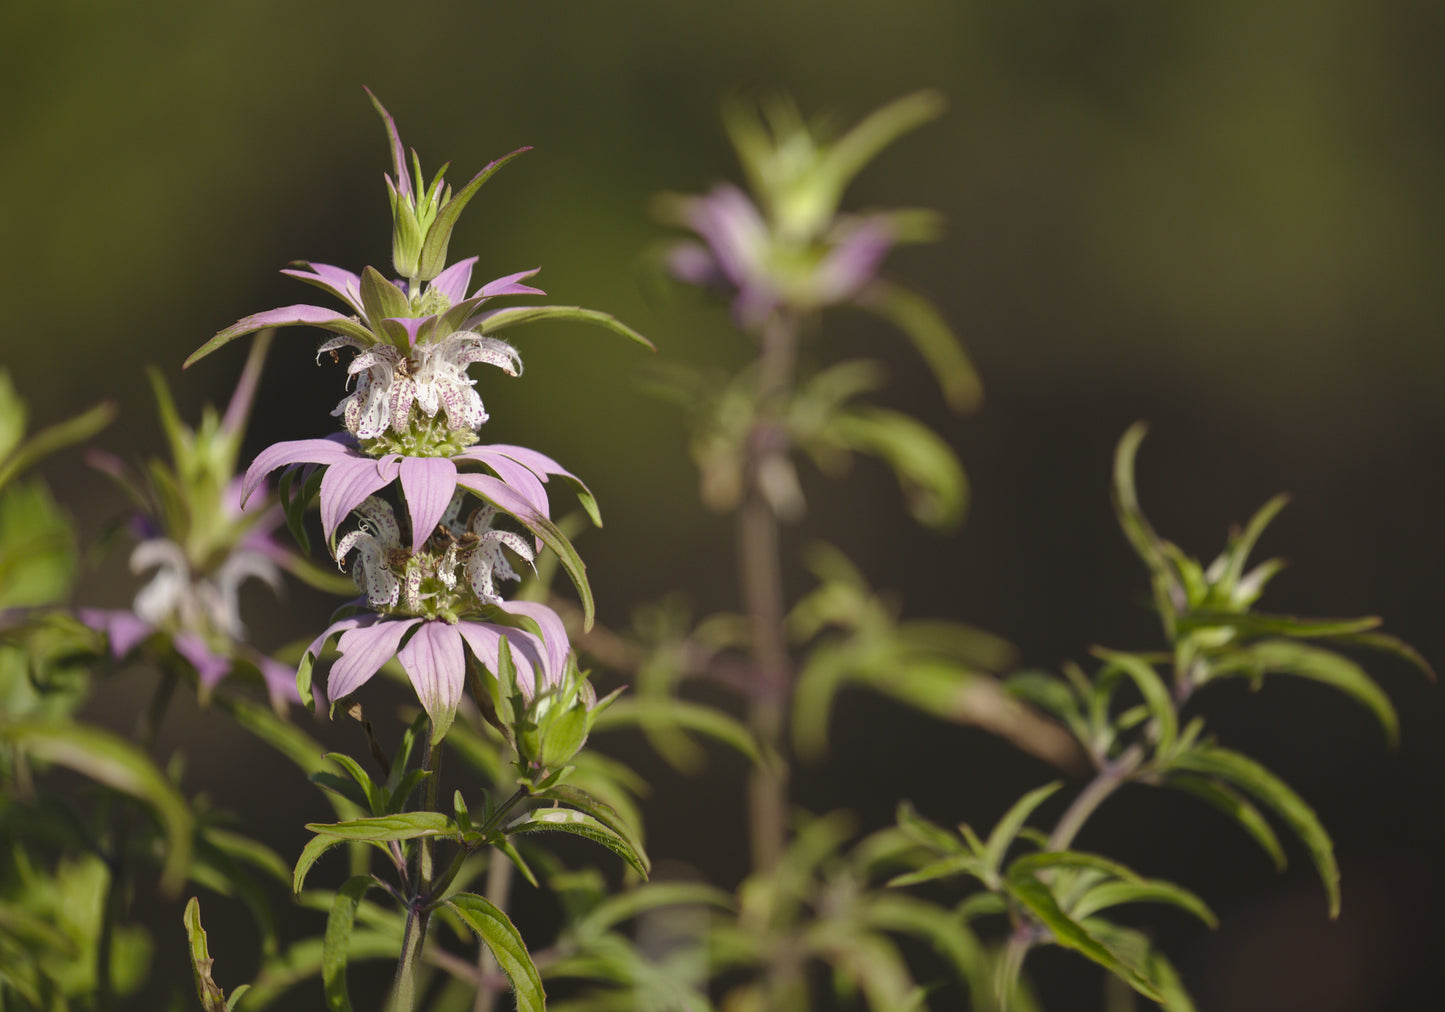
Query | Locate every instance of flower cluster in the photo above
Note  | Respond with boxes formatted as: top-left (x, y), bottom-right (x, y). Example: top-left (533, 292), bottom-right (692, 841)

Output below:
top-left (187, 92), bottom-right (644, 745)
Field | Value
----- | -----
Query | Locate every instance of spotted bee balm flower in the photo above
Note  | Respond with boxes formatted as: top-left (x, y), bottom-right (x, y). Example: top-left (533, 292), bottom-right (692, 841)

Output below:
top-left (183, 89), bottom-right (648, 732)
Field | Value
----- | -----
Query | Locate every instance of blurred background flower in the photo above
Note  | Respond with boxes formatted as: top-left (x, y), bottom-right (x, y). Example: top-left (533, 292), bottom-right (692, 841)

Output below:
top-left (5, 2), bottom-right (1444, 1009)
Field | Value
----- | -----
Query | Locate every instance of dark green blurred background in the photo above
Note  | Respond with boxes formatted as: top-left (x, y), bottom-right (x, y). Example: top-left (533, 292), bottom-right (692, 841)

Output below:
top-left (5, 2), bottom-right (1444, 1009)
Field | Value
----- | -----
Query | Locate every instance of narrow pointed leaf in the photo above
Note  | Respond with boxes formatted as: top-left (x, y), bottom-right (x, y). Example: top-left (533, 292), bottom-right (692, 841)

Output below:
top-left (591, 698), bottom-right (760, 765)
top-left (984, 781), bottom-right (1062, 876)
top-left (1220, 640), bottom-right (1398, 746)
top-left (1168, 774), bottom-right (1287, 871)
top-left (1092, 649), bottom-right (1177, 754)
top-left (1005, 870), bottom-right (1162, 1001)
top-left (1071, 878), bottom-right (1217, 928)
top-left (1167, 746), bottom-right (1340, 916)
top-left (505, 808), bottom-right (650, 878)
top-left (323, 876), bottom-right (375, 1012)
top-left (184, 898), bottom-right (230, 1012)
top-left (322, 753), bottom-right (388, 815)
top-left (475, 305), bottom-right (655, 351)
top-left (416, 148), bottom-right (532, 279)
top-left (830, 406), bottom-right (968, 530)
top-left (446, 892), bottom-right (546, 1012)
top-left (854, 279), bottom-right (981, 413)
top-left (305, 812), bottom-right (455, 842)
top-left (0, 400), bottom-right (115, 491)
top-left (185, 306), bottom-right (375, 368)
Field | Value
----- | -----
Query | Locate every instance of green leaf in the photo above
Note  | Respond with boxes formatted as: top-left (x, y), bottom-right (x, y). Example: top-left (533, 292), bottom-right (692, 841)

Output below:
top-left (530, 785), bottom-right (645, 861)
top-left (1168, 774), bottom-right (1286, 871)
top-left (1333, 630), bottom-right (1436, 681)
top-left (1217, 639), bottom-right (1399, 746)
top-left (184, 897), bottom-right (230, 1012)
top-left (853, 279), bottom-right (982, 413)
top-left (1167, 745), bottom-right (1340, 917)
top-left (1110, 424), bottom-right (1180, 627)
top-left (446, 892), bottom-right (546, 1012)
top-left (358, 266), bottom-right (410, 334)
top-left (1175, 611), bottom-right (1381, 640)
top-left (293, 835), bottom-right (349, 894)
top-left (569, 881), bottom-right (734, 943)
top-left (893, 801), bottom-right (970, 856)
top-left (983, 782), bottom-right (1062, 878)
top-left (323, 876), bottom-right (375, 1012)
top-left (829, 406), bottom-right (968, 530)
top-left (1091, 649), bottom-right (1177, 755)
top-left (1004, 868), bottom-right (1162, 1001)
top-left (506, 808), bottom-right (650, 878)
top-left (320, 753), bottom-right (388, 816)
top-left (476, 305), bottom-right (655, 352)
top-left (0, 400), bottom-right (115, 492)
top-left (591, 697), bottom-right (760, 767)
top-left (887, 854), bottom-right (986, 889)
top-left (416, 148), bottom-right (531, 280)
top-left (0, 479), bottom-right (78, 609)
top-left (1219, 493), bottom-right (1290, 590)
top-left (1071, 878), bottom-right (1217, 928)
top-left (305, 812), bottom-right (455, 843)
top-left (184, 310), bottom-right (375, 370)
top-left (2, 720), bottom-right (194, 894)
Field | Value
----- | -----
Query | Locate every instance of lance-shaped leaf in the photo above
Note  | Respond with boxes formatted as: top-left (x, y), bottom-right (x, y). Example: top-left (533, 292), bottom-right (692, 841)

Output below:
top-left (505, 808), bottom-right (650, 878)
top-left (1005, 866), bottom-right (1162, 1001)
top-left (305, 812), bottom-right (455, 843)
top-left (1214, 639), bottom-right (1399, 746)
top-left (983, 782), bottom-right (1063, 881)
top-left (323, 876), bottom-right (375, 1012)
top-left (0, 399), bottom-right (115, 492)
top-left (1071, 877), bottom-right (1217, 928)
top-left (447, 892), bottom-right (546, 1012)
top-left (1092, 648), bottom-right (1178, 755)
top-left (1111, 424), bottom-right (1182, 628)
top-left (592, 697), bottom-right (760, 767)
top-left (854, 279), bottom-right (982, 413)
top-left (829, 405), bottom-right (968, 530)
top-left (2, 720), bottom-right (194, 894)
top-left (184, 898), bottom-right (249, 1012)
top-left (185, 305), bottom-right (376, 369)
top-left (1168, 774), bottom-right (1287, 871)
top-left (475, 305), bottom-right (655, 351)
top-left (1166, 745), bottom-right (1340, 917)
top-left (415, 148), bottom-right (532, 279)
top-left (1174, 611), bottom-right (1381, 640)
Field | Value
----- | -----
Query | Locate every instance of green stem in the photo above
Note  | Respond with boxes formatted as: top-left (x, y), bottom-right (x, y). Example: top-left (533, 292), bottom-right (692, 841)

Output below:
top-left (390, 902), bottom-right (430, 1012)
top-left (1047, 745), bottom-right (1145, 852)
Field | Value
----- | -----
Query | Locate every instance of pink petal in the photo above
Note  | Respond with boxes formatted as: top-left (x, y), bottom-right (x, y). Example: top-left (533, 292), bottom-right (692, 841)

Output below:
top-left (319, 455), bottom-right (401, 542)
top-left (457, 620), bottom-right (544, 699)
top-left (396, 621), bottom-right (465, 727)
top-left (474, 268), bottom-right (545, 300)
top-left (78, 609), bottom-right (155, 657)
top-left (243, 437), bottom-right (358, 507)
top-left (281, 263), bottom-right (366, 315)
top-left (499, 600), bottom-right (570, 692)
top-left (174, 632), bottom-right (232, 689)
top-left (455, 446), bottom-right (550, 519)
top-left (399, 456), bottom-right (458, 549)
top-left (429, 257), bottom-right (478, 305)
top-left (328, 617), bottom-right (420, 701)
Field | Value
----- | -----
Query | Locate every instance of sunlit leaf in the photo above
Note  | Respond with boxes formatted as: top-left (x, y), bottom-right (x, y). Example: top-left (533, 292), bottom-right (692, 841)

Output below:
top-left (447, 892), bottom-right (546, 1012)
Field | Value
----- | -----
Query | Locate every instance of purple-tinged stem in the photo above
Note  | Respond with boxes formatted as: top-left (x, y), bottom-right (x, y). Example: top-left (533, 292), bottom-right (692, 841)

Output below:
top-left (739, 312), bottom-right (799, 877)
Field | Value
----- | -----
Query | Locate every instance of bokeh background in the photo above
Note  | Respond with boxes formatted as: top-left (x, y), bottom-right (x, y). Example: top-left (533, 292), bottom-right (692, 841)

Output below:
top-left (4, 1), bottom-right (1444, 1009)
